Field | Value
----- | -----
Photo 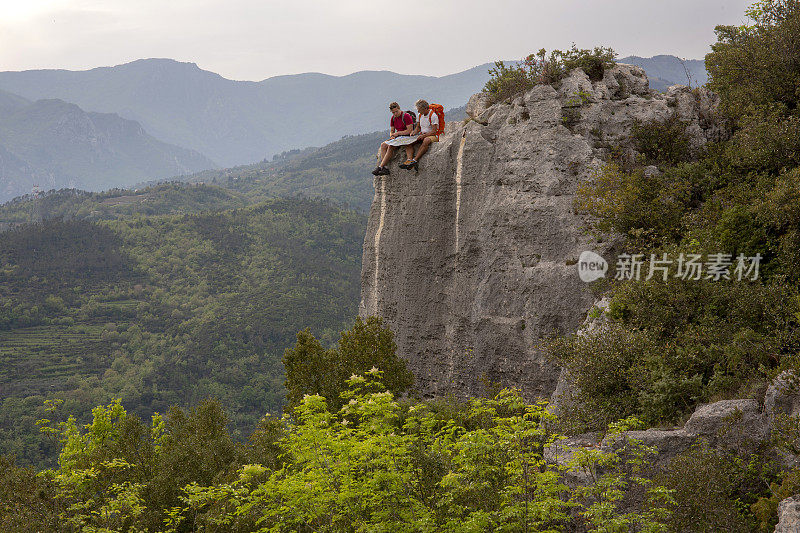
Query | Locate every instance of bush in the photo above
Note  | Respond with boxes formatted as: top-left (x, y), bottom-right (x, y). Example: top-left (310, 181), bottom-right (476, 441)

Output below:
top-left (482, 45), bottom-right (617, 102)
top-left (549, 278), bottom-right (800, 430)
top-left (483, 61), bottom-right (535, 103)
top-left (752, 466), bottom-right (800, 531)
top-left (658, 442), bottom-right (774, 532)
top-left (752, 412), bottom-right (800, 530)
top-left (559, 45), bottom-right (617, 82)
top-left (548, 324), bottom-right (656, 431)
top-left (575, 161), bottom-right (694, 246)
top-left (631, 115), bottom-right (694, 167)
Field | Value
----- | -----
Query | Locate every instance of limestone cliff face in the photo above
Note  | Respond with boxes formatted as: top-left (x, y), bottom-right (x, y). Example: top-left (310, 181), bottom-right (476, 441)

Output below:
top-left (359, 65), bottom-right (722, 401)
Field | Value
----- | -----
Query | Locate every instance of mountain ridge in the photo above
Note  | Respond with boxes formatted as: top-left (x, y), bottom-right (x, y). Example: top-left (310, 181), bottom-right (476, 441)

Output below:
top-left (0, 56), bottom-right (707, 202)
top-left (0, 95), bottom-right (216, 202)
top-left (618, 54), bottom-right (708, 90)
top-left (0, 58), bottom-right (495, 167)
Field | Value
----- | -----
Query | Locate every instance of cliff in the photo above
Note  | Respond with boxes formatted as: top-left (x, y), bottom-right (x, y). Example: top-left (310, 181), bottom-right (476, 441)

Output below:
top-left (359, 64), bottom-right (722, 401)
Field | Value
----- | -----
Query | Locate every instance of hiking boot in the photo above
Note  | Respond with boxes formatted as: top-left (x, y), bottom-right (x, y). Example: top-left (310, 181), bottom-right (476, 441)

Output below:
top-left (376, 167), bottom-right (390, 175)
top-left (371, 166), bottom-right (382, 175)
top-left (399, 159), bottom-right (414, 170)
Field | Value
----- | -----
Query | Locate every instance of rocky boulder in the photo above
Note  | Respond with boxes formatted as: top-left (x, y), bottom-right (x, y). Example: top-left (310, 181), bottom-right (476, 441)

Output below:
top-left (684, 399), bottom-right (769, 450)
top-left (551, 398), bottom-right (771, 476)
top-left (776, 496), bottom-right (800, 533)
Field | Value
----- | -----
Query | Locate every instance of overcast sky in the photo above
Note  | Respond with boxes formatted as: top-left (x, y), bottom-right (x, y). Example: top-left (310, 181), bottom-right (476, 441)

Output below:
top-left (0, 0), bottom-right (752, 80)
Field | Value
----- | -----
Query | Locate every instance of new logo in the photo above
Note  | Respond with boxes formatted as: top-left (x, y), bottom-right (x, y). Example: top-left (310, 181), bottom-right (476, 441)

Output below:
top-left (578, 251), bottom-right (608, 282)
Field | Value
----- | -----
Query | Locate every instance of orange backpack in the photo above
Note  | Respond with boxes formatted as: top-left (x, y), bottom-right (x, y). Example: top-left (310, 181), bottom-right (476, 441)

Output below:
top-left (428, 103), bottom-right (445, 135)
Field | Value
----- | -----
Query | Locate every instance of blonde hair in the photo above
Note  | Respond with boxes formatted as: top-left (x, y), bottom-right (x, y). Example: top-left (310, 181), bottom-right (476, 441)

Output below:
top-left (415, 99), bottom-right (429, 112)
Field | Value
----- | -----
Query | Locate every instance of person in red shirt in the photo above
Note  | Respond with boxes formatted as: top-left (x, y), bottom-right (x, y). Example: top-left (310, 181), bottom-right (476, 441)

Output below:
top-left (372, 102), bottom-right (415, 176)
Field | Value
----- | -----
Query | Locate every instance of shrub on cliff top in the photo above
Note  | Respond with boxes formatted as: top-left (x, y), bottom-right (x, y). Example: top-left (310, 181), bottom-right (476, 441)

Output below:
top-left (483, 44), bottom-right (616, 103)
top-left (558, 45), bottom-right (617, 82)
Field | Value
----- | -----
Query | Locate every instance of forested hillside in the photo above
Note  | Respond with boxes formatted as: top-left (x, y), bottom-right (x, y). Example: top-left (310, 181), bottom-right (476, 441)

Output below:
top-left (0, 183), bottom-right (248, 226)
top-left (0, 197), bottom-right (365, 467)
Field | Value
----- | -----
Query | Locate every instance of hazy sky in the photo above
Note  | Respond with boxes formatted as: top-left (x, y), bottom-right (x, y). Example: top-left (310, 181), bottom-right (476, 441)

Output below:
top-left (0, 0), bottom-right (752, 80)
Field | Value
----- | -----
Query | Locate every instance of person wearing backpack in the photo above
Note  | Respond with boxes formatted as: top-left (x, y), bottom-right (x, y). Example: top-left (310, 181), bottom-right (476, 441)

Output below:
top-left (372, 102), bottom-right (416, 176)
top-left (400, 99), bottom-right (445, 171)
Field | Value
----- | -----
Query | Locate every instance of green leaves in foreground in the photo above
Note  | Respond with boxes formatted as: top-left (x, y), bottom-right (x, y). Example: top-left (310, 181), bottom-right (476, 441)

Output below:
top-left (17, 371), bottom-right (676, 531)
top-left (148, 373), bottom-right (672, 532)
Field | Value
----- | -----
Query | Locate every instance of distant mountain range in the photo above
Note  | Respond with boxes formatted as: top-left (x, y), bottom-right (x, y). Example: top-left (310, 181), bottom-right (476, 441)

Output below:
top-left (0, 55), bottom-right (707, 203)
top-left (0, 90), bottom-right (215, 202)
top-left (617, 55), bottom-right (708, 91)
top-left (0, 59), bottom-right (493, 168)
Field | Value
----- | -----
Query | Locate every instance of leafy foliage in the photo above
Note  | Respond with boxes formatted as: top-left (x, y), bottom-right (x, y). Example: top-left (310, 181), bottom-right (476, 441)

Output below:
top-left (752, 411), bottom-right (800, 530)
top-left (17, 373), bottom-right (674, 532)
top-left (566, 0), bottom-right (800, 435)
top-left (551, 276), bottom-right (799, 431)
top-left (631, 115), bottom-right (695, 167)
top-left (284, 316), bottom-right (414, 412)
top-left (658, 441), bottom-right (775, 532)
top-left (0, 455), bottom-right (59, 531)
top-left (483, 61), bottom-right (537, 104)
top-left (707, 0), bottom-right (800, 122)
top-left (483, 45), bottom-right (617, 102)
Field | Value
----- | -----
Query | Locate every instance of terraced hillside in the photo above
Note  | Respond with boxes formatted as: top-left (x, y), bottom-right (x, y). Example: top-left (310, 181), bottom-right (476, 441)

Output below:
top-left (0, 325), bottom-right (109, 397)
top-left (0, 198), bottom-right (365, 467)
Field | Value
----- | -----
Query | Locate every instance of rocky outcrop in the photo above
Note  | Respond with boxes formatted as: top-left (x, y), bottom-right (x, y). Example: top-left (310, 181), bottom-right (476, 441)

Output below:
top-left (765, 371), bottom-right (800, 420)
top-left (546, 397), bottom-right (773, 498)
top-left (776, 496), bottom-right (800, 533)
top-left (685, 399), bottom-right (769, 450)
top-left (596, 399), bottom-right (769, 467)
top-left (359, 64), bottom-right (722, 400)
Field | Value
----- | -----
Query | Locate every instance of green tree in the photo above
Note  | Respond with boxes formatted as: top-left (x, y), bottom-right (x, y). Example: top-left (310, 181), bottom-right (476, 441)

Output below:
top-left (707, 0), bottom-right (800, 124)
top-left (41, 399), bottom-right (153, 532)
top-left (149, 399), bottom-right (241, 531)
top-left (283, 316), bottom-right (414, 412)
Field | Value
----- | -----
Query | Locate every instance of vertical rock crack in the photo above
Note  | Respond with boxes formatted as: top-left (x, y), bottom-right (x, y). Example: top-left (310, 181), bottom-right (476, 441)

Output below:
top-left (372, 175), bottom-right (387, 315)
top-left (455, 130), bottom-right (466, 254)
